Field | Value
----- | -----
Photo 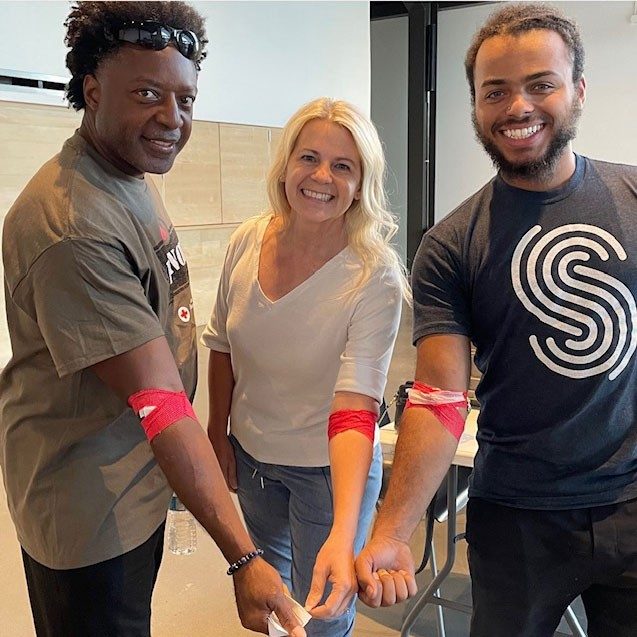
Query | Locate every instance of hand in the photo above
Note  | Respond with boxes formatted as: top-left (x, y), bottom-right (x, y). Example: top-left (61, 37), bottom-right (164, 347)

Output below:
top-left (209, 431), bottom-right (237, 492)
top-left (305, 535), bottom-right (357, 619)
top-left (233, 557), bottom-right (306, 636)
top-left (355, 533), bottom-right (418, 608)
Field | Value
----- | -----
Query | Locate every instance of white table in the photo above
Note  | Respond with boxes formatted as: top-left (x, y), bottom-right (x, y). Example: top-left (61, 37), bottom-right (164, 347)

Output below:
top-left (379, 411), bottom-right (586, 637)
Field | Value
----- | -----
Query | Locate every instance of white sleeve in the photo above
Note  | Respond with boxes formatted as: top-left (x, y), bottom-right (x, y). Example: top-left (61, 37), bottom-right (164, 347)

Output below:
top-left (200, 231), bottom-right (240, 353)
top-left (334, 267), bottom-right (403, 402)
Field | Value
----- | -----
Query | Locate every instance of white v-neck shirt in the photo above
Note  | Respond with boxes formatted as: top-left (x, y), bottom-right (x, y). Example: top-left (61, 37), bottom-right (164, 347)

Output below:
top-left (201, 214), bottom-right (402, 466)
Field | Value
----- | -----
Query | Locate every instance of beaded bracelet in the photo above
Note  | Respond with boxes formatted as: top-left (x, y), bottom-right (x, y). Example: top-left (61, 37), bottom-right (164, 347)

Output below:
top-left (226, 548), bottom-right (264, 576)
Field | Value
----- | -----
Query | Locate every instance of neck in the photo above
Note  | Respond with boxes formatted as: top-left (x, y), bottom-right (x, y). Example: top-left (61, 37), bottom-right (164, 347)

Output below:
top-left (78, 114), bottom-right (143, 178)
top-left (500, 146), bottom-right (576, 192)
top-left (279, 214), bottom-right (348, 256)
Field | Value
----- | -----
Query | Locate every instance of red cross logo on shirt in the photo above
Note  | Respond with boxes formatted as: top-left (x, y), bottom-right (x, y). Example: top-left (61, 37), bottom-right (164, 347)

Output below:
top-left (178, 306), bottom-right (191, 323)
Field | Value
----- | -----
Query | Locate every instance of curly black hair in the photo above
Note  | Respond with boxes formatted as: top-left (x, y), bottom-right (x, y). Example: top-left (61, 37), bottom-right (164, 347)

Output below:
top-left (465, 3), bottom-right (584, 103)
top-left (65, 1), bottom-right (208, 111)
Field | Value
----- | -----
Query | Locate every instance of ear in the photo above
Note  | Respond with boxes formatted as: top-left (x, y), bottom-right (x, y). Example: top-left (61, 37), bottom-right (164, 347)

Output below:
top-left (575, 75), bottom-right (586, 108)
top-left (83, 74), bottom-right (101, 112)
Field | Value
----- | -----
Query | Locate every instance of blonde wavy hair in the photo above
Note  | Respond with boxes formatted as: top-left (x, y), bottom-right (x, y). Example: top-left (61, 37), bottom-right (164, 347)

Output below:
top-left (266, 97), bottom-right (411, 302)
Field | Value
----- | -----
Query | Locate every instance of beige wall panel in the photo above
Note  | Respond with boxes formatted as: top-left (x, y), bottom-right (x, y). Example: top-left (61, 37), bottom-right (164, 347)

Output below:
top-left (164, 121), bottom-right (221, 226)
top-left (0, 102), bottom-right (273, 364)
top-left (269, 127), bottom-right (283, 161)
top-left (177, 224), bottom-right (237, 325)
top-left (220, 124), bottom-right (270, 223)
top-left (0, 101), bottom-right (80, 218)
top-left (0, 101), bottom-right (80, 367)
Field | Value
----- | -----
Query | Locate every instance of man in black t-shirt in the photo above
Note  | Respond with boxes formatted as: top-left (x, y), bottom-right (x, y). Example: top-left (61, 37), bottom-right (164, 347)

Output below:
top-left (356, 4), bottom-right (637, 636)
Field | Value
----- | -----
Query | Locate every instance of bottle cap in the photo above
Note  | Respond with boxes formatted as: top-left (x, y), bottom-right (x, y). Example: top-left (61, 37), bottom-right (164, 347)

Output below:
top-left (170, 495), bottom-right (187, 511)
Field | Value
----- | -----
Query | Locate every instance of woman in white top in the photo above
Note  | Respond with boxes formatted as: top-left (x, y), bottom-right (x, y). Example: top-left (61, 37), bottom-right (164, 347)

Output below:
top-left (202, 97), bottom-right (410, 636)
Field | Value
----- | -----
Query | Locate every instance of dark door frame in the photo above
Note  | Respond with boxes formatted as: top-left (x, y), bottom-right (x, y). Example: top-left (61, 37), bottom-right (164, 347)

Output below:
top-left (371, 2), bottom-right (491, 265)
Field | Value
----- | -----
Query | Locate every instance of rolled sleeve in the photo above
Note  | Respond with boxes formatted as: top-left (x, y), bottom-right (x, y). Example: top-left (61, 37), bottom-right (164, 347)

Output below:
top-left (200, 241), bottom-right (232, 353)
top-left (334, 268), bottom-right (403, 402)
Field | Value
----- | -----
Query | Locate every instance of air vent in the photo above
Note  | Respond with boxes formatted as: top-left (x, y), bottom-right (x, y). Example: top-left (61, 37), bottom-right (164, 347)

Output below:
top-left (0, 69), bottom-right (67, 92)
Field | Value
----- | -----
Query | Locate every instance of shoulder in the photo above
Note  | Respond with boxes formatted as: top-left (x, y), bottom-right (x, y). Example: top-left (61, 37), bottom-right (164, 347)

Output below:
top-left (353, 260), bottom-right (404, 304)
top-left (218, 214), bottom-right (271, 278)
top-left (229, 213), bottom-right (270, 246)
top-left (426, 179), bottom-right (495, 246)
top-left (585, 156), bottom-right (637, 183)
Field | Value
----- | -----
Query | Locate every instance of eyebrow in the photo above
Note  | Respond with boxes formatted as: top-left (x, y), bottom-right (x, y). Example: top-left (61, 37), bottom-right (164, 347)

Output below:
top-left (480, 71), bottom-right (559, 89)
top-left (128, 77), bottom-right (198, 92)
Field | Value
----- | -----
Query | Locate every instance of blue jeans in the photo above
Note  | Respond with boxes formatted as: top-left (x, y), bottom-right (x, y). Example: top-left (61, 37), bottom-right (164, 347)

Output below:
top-left (231, 436), bottom-right (383, 637)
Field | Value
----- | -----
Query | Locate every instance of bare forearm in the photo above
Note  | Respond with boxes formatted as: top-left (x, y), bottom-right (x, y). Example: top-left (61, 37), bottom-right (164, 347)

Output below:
top-left (207, 350), bottom-right (234, 440)
top-left (328, 431), bottom-right (373, 542)
top-left (152, 417), bottom-right (254, 563)
top-left (373, 410), bottom-right (458, 543)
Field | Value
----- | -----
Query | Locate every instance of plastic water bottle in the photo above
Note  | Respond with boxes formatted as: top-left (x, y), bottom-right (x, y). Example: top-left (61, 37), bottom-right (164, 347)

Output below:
top-left (167, 495), bottom-right (197, 555)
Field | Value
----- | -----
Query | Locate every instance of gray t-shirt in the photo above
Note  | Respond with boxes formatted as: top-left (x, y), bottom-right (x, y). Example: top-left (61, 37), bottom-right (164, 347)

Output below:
top-left (412, 156), bottom-right (637, 509)
top-left (0, 133), bottom-right (197, 568)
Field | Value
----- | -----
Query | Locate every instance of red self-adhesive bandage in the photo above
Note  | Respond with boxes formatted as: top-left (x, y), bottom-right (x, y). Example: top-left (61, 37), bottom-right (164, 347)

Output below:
top-left (128, 389), bottom-right (197, 442)
top-left (328, 409), bottom-right (376, 443)
top-left (405, 381), bottom-right (468, 441)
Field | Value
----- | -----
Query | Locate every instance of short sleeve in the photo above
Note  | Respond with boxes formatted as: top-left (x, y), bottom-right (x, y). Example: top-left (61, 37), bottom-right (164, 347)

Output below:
top-left (334, 268), bottom-right (403, 402)
top-left (411, 231), bottom-right (471, 345)
top-left (200, 237), bottom-right (233, 353)
top-left (11, 238), bottom-right (165, 377)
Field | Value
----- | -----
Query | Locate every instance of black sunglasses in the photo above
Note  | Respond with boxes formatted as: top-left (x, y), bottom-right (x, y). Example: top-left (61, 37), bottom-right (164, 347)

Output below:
top-left (106, 21), bottom-right (201, 61)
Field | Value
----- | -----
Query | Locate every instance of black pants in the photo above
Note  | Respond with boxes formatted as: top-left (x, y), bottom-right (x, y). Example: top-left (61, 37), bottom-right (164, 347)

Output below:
top-left (22, 523), bottom-right (165, 637)
top-left (466, 497), bottom-right (637, 637)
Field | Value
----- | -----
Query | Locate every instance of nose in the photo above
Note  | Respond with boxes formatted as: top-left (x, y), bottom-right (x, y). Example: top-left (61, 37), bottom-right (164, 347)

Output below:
top-left (506, 92), bottom-right (534, 118)
top-left (156, 95), bottom-right (182, 129)
top-left (312, 161), bottom-right (333, 183)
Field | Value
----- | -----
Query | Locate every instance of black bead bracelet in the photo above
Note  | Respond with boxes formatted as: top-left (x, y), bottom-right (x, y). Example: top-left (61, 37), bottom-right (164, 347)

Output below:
top-left (226, 548), bottom-right (264, 576)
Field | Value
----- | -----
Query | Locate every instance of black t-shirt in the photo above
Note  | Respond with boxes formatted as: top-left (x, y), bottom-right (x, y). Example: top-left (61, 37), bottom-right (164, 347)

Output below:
top-left (412, 155), bottom-right (637, 509)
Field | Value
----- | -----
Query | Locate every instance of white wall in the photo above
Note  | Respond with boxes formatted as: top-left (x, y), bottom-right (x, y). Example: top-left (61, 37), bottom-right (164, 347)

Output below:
top-left (371, 16), bottom-right (408, 263)
top-left (193, 1), bottom-right (370, 124)
top-left (0, 1), bottom-right (370, 122)
top-left (436, 1), bottom-right (637, 221)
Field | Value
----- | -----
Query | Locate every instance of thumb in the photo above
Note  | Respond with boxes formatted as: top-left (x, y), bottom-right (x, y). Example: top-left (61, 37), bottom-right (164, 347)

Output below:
top-left (355, 552), bottom-right (379, 598)
top-left (304, 566), bottom-right (328, 611)
top-left (272, 595), bottom-right (305, 637)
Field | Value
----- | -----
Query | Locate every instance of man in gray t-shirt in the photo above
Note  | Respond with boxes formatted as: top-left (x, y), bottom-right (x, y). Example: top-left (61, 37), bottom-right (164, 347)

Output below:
top-left (357, 4), bottom-right (637, 637)
top-left (0, 3), bottom-right (304, 637)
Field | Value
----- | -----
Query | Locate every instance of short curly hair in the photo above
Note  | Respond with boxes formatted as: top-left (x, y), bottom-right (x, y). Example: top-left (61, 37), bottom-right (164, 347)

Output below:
top-left (65, 1), bottom-right (208, 110)
top-left (465, 3), bottom-right (584, 102)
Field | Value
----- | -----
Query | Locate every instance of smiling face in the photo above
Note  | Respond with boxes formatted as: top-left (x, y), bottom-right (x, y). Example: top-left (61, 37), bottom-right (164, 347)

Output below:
top-left (472, 29), bottom-right (585, 188)
top-left (283, 119), bottom-right (362, 227)
top-left (83, 43), bottom-right (198, 176)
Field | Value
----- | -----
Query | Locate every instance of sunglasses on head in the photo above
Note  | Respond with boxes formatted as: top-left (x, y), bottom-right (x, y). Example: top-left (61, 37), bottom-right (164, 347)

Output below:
top-left (106, 20), bottom-right (201, 61)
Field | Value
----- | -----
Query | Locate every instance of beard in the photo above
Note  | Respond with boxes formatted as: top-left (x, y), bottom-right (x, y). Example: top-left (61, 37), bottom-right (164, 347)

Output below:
top-left (472, 97), bottom-right (582, 183)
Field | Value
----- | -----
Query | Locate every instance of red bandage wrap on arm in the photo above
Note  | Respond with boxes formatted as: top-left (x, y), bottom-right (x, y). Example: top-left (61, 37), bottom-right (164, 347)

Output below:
top-left (405, 381), bottom-right (468, 441)
top-left (328, 409), bottom-right (377, 443)
top-left (128, 389), bottom-right (198, 442)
